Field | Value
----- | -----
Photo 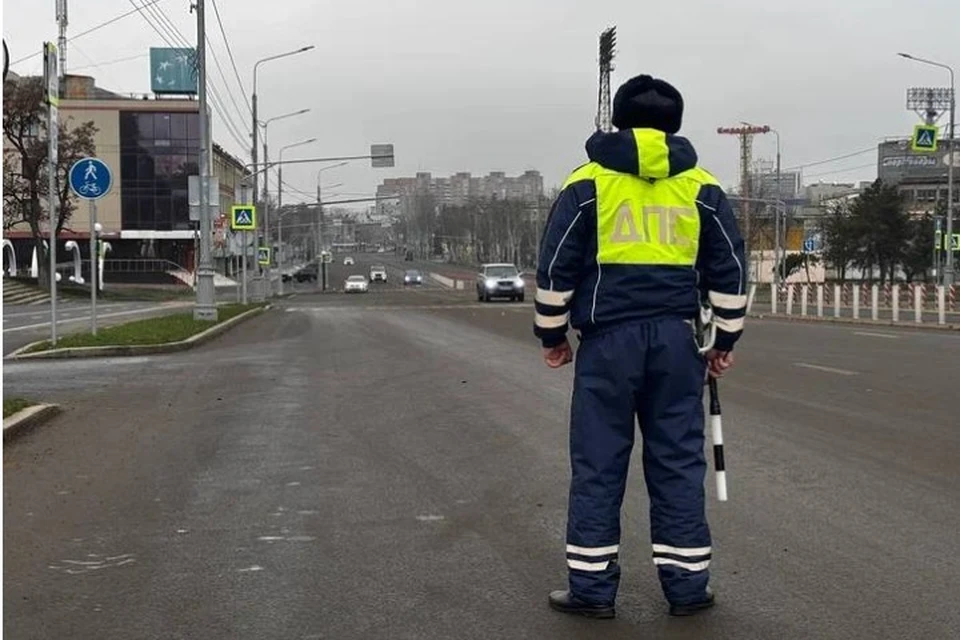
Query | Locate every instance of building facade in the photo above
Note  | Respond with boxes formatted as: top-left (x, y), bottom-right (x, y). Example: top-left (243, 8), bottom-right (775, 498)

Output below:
top-left (3, 74), bottom-right (247, 273)
top-left (877, 138), bottom-right (959, 215)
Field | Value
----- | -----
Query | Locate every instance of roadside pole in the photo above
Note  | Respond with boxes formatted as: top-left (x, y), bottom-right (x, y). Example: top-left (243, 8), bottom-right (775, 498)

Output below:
top-left (90, 201), bottom-right (98, 334)
top-left (44, 42), bottom-right (59, 345)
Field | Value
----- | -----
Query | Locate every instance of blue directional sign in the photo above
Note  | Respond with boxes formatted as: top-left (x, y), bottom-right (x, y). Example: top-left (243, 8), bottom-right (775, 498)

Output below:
top-left (68, 157), bottom-right (112, 200)
top-left (803, 238), bottom-right (815, 252)
top-left (230, 205), bottom-right (256, 231)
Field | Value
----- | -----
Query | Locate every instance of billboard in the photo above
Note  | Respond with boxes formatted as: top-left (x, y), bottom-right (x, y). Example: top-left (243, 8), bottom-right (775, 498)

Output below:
top-left (150, 48), bottom-right (197, 95)
top-left (877, 139), bottom-right (958, 184)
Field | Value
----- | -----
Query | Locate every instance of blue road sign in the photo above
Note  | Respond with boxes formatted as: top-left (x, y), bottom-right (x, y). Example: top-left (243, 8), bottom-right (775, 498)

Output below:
top-left (803, 238), bottom-right (814, 252)
top-left (257, 247), bottom-right (272, 266)
top-left (68, 157), bottom-right (112, 200)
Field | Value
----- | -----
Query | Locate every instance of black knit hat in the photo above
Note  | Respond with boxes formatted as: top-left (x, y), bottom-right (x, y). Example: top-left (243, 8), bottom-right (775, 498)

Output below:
top-left (612, 74), bottom-right (684, 133)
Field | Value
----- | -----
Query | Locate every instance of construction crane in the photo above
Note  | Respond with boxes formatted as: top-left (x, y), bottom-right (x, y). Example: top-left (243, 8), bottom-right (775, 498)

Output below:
top-left (717, 124), bottom-right (771, 262)
top-left (596, 27), bottom-right (617, 132)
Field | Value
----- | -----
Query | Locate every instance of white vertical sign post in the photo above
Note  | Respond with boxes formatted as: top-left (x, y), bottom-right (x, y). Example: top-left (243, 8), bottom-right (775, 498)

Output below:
top-left (68, 157), bottom-right (113, 336)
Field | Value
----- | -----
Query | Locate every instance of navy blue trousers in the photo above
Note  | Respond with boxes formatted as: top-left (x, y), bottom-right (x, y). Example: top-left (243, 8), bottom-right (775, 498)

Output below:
top-left (565, 318), bottom-right (712, 606)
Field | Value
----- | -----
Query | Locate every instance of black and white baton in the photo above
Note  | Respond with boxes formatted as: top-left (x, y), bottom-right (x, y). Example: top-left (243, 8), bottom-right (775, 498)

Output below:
top-left (707, 376), bottom-right (728, 502)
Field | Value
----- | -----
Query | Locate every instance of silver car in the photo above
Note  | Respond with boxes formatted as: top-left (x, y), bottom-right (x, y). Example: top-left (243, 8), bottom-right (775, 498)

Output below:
top-left (476, 263), bottom-right (525, 302)
top-left (344, 275), bottom-right (369, 293)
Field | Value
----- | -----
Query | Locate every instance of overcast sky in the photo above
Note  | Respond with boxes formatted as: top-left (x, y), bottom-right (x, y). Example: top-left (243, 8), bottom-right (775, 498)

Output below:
top-left (5, 0), bottom-right (959, 208)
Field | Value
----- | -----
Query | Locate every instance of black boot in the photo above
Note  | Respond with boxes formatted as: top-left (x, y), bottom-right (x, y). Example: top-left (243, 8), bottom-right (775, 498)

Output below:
top-left (548, 590), bottom-right (616, 619)
top-left (668, 588), bottom-right (715, 617)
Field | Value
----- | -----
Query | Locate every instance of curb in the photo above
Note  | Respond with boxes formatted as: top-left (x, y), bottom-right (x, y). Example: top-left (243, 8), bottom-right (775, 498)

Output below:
top-left (748, 312), bottom-right (960, 332)
top-left (3, 404), bottom-right (61, 442)
top-left (6, 305), bottom-right (271, 361)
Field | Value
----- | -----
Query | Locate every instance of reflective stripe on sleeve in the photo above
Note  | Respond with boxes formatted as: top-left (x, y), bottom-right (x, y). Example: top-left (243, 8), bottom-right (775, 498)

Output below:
top-left (708, 291), bottom-right (747, 310)
top-left (535, 312), bottom-right (569, 329)
top-left (714, 315), bottom-right (745, 333)
top-left (536, 288), bottom-right (574, 307)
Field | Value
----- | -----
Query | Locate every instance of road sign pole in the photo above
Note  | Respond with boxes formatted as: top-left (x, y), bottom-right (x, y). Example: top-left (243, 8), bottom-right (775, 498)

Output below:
top-left (90, 200), bottom-right (98, 335)
top-left (945, 83), bottom-right (955, 285)
top-left (45, 43), bottom-right (59, 346)
top-left (241, 231), bottom-right (248, 304)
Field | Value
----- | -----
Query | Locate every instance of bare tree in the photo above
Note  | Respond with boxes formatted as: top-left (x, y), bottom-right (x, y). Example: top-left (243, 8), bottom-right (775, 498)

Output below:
top-left (3, 76), bottom-right (97, 285)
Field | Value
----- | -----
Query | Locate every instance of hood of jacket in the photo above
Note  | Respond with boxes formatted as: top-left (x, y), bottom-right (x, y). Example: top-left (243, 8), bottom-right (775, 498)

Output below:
top-left (585, 128), bottom-right (698, 180)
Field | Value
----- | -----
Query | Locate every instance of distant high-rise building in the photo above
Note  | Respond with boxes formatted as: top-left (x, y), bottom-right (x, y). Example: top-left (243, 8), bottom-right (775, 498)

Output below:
top-left (376, 170), bottom-right (543, 212)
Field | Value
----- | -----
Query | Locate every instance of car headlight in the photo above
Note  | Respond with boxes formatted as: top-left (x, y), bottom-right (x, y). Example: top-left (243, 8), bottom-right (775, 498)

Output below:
top-left (485, 278), bottom-right (497, 289)
top-left (514, 277), bottom-right (524, 288)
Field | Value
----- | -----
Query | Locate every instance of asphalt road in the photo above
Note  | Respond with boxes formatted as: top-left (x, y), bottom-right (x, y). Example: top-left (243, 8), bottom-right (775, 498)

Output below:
top-left (5, 253), bottom-right (960, 639)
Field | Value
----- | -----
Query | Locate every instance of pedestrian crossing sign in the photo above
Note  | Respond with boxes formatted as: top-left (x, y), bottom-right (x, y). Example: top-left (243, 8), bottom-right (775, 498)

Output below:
top-left (911, 124), bottom-right (938, 152)
top-left (231, 205), bottom-right (256, 230)
top-left (257, 247), bottom-right (271, 266)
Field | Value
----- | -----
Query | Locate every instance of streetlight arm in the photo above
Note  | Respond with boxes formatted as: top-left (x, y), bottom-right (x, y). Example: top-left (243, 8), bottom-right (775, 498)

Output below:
top-left (253, 46), bottom-right (315, 93)
top-left (260, 108), bottom-right (310, 130)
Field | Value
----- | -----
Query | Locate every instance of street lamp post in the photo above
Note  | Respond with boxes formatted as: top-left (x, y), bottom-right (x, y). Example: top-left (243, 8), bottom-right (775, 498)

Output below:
top-left (770, 128), bottom-right (783, 290)
top-left (275, 137), bottom-right (316, 293)
top-left (251, 46), bottom-right (313, 296)
top-left (257, 109), bottom-right (309, 299)
top-left (899, 53), bottom-right (956, 284)
top-left (315, 162), bottom-right (349, 263)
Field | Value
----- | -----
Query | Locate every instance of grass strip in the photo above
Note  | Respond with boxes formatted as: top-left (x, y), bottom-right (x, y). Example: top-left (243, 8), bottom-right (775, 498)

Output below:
top-left (3, 398), bottom-right (37, 419)
top-left (24, 303), bottom-right (265, 353)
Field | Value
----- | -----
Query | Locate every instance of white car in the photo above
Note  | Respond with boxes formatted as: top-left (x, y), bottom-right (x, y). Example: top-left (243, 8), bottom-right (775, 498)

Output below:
top-left (344, 275), bottom-right (369, 293)
top-left (343, 256), bottom-right (355, 265)
top-left (369, 265), bottom-right (387, 283)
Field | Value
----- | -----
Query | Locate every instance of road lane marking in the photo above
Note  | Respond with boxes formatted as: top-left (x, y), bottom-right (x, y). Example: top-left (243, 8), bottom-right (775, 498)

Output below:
top-left (794, 362), bottom-right (858, 376)
top-left (853, 331), bottom-right (899, 339)
top-left (2, 303), bottom-right (190, 333)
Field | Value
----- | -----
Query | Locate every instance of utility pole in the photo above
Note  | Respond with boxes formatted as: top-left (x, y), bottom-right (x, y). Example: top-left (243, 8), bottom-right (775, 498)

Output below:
top-left (55, 0), bottom-right (67, 77)
top-left (718, 124), bottom-right (771, 281)
top-left (192, 0), bottom-right (216, 320)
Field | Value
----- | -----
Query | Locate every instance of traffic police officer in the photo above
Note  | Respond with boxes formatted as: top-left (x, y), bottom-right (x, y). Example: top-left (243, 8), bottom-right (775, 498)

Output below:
top-left (534, 74), bottom-right (747, 618)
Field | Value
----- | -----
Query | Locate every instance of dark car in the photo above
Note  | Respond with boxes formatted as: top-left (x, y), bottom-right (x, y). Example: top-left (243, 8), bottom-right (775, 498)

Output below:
top-left (476, 263), bottom-right (525, 302)
top-left (403, 269), bottom-right (423, 286)
top-left (294, 263), bottom-right (319, 283)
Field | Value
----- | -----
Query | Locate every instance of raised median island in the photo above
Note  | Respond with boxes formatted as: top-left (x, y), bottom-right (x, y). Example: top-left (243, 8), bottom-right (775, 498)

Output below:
top-left (12, 303), bottom-right (269, 359)
top-left (4, 398), bottom-right (37, 419)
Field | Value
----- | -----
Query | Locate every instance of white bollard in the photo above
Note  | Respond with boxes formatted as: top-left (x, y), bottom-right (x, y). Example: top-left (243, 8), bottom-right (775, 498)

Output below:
top-left (853, 286), bottom-right (860, 319)
top-left (817, 284), bottom-right (824, 317)
top-left (770, 283), bottom-right (777, 315)
top-left (915, 285), bottom-right (923, 323)
top-left (786, 285), bottom-right (795, 315)
top-left (747, 283), bottom-right (757, 314)
top-left (871, 284), bottom-right (879, 321)
top-left (892, 284), bottom-right (900, 323)
top-left (938, 285), bottom-right (946, 325)
top-left (801, 284), bottom-right (809, 316)
top-left (834, 284), bottom-right (841, 318)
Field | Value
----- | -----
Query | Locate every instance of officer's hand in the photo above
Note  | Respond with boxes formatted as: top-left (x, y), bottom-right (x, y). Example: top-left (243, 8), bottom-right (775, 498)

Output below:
top-left (706, 349), bottom-right (734, 378)
top-left (543, 340), bottom-right (573, 368)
